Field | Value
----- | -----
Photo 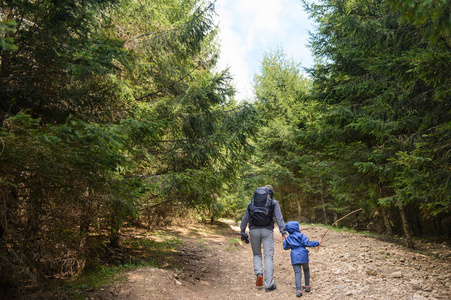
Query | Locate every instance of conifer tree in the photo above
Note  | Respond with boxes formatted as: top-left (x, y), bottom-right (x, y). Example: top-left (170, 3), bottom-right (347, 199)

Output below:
top-left (302, 0), bottom-right (451, 247)
top-left (0, 0), bottom-right (256, 289)
top-left (249, 49), bottom-right (313, 219)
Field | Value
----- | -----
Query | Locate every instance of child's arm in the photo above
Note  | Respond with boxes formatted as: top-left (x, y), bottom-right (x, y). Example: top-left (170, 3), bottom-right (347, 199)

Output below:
top-left (283, 238), bottom-right (291, 250)
top-left (301, 234), bottom-right (320, 248)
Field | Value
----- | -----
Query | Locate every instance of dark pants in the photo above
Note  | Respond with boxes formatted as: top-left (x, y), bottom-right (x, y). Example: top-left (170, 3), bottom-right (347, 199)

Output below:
top-left (293, 263), bottom-right (310, 291)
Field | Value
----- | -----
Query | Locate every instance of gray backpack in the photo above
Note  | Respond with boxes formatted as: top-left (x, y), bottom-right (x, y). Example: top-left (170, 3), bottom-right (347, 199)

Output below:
top-left (248, 187), bottom-right (274, 226)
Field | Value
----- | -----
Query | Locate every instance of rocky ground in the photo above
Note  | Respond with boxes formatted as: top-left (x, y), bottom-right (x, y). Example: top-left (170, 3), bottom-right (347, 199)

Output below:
top-left (86, 220), bottom-right (451, 300)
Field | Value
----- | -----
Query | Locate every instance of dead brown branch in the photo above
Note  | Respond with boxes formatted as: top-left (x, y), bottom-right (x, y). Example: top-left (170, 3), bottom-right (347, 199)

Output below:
top-left (318, 208), bottom-right (363, 251)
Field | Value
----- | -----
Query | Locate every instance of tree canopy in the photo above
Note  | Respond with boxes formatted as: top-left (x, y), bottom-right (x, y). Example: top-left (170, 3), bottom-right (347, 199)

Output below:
top-left (1, 0), bottom-right (450, 293)
top-left (230, 0), bottom-right (450, 250)
top-left (0, 0), bottom-right (256, 289)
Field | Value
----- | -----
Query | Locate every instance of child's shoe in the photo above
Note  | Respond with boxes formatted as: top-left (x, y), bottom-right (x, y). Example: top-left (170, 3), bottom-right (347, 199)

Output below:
top-left (296, 290), bottom-right (303, 297)
top-left (304, 286), bottom-right (311, 292)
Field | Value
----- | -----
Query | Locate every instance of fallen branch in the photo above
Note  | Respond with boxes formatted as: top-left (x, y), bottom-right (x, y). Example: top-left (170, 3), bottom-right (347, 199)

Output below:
top-left (318, 208), bottom-right (363, 251)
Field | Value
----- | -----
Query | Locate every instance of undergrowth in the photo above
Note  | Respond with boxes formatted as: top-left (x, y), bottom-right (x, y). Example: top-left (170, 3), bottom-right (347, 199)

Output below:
top-left (226, 238), bottom-right (242, 251)
top-left (56, 230), bottom-right (185, 299)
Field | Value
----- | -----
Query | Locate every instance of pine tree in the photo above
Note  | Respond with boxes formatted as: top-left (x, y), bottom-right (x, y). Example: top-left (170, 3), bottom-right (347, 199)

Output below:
top-left (303, 0), bottom-right (451, 247)
top-left (0, 0), bottom-right (257, 289)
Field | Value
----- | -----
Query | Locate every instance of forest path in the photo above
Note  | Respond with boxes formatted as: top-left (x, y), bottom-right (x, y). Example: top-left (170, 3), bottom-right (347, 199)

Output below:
top-left (86, 220), bottom-right (451, 300)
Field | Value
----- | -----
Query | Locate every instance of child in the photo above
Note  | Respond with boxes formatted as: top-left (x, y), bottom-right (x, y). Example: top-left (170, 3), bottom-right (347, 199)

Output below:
top-left (283, 221), bottom-right (322, 297)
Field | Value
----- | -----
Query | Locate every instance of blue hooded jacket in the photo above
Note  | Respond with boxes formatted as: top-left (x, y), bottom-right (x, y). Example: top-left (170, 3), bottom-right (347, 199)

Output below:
top-left (283, 221), bottom-right (319, 264)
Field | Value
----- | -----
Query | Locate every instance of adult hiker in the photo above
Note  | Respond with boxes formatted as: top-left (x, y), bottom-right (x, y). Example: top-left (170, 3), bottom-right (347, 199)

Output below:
top-left (240, 185), bottom-right (288, 292)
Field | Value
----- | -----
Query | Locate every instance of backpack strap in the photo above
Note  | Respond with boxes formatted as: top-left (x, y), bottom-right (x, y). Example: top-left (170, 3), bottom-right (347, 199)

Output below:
top-left (250, 193), bottom-right (255, 207)
top-left (266, 195), bottom-right (274, 216)
top-left (265, 193), bottom-right (272, 207)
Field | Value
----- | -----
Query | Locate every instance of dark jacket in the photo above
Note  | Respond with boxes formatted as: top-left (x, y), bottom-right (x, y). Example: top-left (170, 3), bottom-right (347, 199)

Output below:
top-left (283, 221), bottom-right (319, 264)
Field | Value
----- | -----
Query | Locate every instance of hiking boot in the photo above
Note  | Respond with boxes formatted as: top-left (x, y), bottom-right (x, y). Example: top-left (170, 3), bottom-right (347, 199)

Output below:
top-left (304, 286), bottom-right (311, 292)
top-left (296, 290), bottom-right (303, 297)
top-left (265, 283), bottom-right (277, 292)
top-left (255, 273), bottom-right (263, 286)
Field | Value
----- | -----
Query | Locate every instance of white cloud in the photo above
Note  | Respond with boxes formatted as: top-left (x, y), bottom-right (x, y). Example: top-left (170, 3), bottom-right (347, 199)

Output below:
top-left (214, 0), bottom-right (315, 101)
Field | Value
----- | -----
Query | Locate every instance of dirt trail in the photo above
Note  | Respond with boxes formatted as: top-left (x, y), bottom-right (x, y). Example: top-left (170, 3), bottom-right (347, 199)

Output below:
top-left (87, 220), bottom-right (451, 300)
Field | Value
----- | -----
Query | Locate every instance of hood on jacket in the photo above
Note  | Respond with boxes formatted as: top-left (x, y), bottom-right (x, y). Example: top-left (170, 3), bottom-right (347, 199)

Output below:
top-left (285, 221), bottom-right (300, 234)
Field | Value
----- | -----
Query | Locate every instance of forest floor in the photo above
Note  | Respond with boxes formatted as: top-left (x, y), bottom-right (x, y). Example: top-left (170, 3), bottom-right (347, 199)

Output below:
top-left (84, 220), bottom-right (451, 300)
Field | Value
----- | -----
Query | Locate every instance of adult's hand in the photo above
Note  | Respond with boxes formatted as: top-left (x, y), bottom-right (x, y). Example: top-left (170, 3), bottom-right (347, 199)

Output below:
top-left (241, 233), bottom-right (249, 244)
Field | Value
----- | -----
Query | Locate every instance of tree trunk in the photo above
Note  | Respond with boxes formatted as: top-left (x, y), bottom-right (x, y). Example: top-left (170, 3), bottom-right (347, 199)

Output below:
top-left (320, 179), bottom-right (329, 225)
top-left (377, 181), bottom-right (393, 237)
top-left (296, 194), bottom-right (302, 221)
top-left (289, 197), bottom-right (294, 218)
top-left (109, 215), bottom-right (120, 248)
top-left (398, 205), bottom-right (415, 248)
top-left (147, 207), bottom-right (152, 229)
top-left (381, 206), bottom-right (393, 237)
top-left (0, 186), bottom-right (14, 241)
top-left (280, 187), bottom-right (287, 218)
top-left (79, 186), bottom-right (91, 235)
top-left (281, 198), bottom-right (286, 218)
top-left (321, 189), bottom-right (328, 225)
top-left (415, 214), bottom-right (422, 236)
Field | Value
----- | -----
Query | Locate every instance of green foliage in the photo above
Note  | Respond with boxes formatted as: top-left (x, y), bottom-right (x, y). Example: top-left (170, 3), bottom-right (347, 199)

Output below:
top-left (0, 19), bottom-right (18, 51)
top-left (69, 264), bottom-right (131, 293)
top-left (226, 238), bottom-right (242, 251)
top-left (226, 49), bottom-right (316, 220)
top-left (299, 0), bottom-right (450, 229)
top-left (388, 0), bottom-right (451, 43)
top-left (67, 234), bottom-right (184, 296)
top-left (0, 0), bottom-right (256, 291)
top-left (230, 0), bottom-right (450, 238)
top-left (0, 0), bottom-right (126, 124)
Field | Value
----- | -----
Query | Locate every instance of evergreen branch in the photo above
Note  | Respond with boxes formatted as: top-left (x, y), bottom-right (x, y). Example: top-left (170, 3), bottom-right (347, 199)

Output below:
top-left (135, 62), bottom-right (203, 101)
top-left (392, 124), bottom-right (442, 145)
top-left (154, 137), bottom-right (209, 143)
top-left (179, 107), bottom-right (239, 117)
top-left (129, 27), bottom-right (183, 43)
top-left (128, 1), bottom-right (216, 43)
top-left (145, 198), bottom-right (174, 209)
top-left (153, 126), bottom-right (242, 143)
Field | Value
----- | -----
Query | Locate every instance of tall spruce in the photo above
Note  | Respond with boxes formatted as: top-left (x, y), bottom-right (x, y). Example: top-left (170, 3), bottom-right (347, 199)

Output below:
top-left (250, 49), bottom-right (313, 219)
top-left (0, 0), bottom-right (256, 290)
top-left (303, 0), bottom-right (451, 247)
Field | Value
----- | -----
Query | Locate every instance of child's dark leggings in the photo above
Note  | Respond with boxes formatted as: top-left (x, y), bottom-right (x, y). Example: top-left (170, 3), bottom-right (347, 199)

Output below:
top-left (293, 263), bottom-right (310, 290)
